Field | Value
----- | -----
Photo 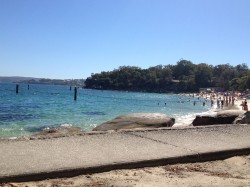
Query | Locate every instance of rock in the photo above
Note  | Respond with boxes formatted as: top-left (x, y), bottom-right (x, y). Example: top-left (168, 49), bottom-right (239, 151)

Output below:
top-left (28, 126), bottom-right (84, 139)
top-left (192, 110), bottom-right (245, 126)
top-left (233, 111), bottom-right (250, 124)
top-left (93, 113), bottom-right (175, 131)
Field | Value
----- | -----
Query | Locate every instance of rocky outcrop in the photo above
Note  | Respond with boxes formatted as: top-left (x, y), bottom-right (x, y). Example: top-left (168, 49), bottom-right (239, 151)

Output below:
top-left (93, 113), bottom-right (175, 131)
top-left (233, 111), bottom-right (250, 124)
top-left (24, 126), bottom-right (84, 140)
top-left (192, 110), bottom-right (245, 126)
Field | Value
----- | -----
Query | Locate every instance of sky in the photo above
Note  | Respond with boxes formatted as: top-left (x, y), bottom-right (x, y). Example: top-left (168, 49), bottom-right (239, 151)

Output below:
top-left (0, 0), bottom-right (250, 79)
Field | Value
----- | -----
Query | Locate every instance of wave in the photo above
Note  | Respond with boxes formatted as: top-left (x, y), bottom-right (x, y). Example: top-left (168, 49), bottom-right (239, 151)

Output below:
top-left (173, 102), bottom-right (218, 127)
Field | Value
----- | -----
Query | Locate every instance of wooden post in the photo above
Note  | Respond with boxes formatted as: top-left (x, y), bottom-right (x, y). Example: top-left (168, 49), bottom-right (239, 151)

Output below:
top-left (28, 84), bottom-right (30, 90)
top-left (16, 84), bottom-right (19, 94)
top-left (74, 87), bottom-right (77, 100)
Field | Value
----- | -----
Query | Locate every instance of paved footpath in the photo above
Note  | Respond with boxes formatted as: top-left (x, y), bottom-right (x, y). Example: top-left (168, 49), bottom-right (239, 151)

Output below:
top-left (0, 124), bottom-right (250, 183)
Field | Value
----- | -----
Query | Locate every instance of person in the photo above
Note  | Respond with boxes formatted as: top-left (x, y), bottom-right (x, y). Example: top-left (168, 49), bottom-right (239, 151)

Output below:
top-left (211, 100), bottom-right (214, 107)
top-left (243, 100), bottom-right (248, 111)
top-left (226, 97), bottom-right (229, 107)
top-left (240, 101), bottom-right (244, 110)
top-left (217, 99), bottom-right (220, 108)
top-left (244, 103), bottom-right (248, 111)
top-left (221, 99), bottom-right (224, 109)
top-left (232, 96), bottom-right (235, 106)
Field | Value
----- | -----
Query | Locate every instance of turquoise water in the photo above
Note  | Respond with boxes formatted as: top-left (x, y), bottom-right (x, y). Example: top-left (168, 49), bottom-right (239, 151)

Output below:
top-left (0, 83), bottom-right (211, 137)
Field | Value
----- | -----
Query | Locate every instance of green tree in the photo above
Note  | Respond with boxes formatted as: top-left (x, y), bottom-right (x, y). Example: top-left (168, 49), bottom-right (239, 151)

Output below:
top-left (84, 60), bottom-right (250, 93)
top-left (172, 60), bottom-right (195, 80)
top-left (195, 63), bottom-right (213, 88)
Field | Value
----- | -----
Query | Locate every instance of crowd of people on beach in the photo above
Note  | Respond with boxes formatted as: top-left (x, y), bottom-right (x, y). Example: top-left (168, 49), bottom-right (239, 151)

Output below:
top-left (198, 91), bottom-right (248, 111)
top-left (156, 91), bottom-right (249, 112)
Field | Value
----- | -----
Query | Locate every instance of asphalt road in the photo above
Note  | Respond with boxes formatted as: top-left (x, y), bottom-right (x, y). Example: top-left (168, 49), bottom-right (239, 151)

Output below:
top-left (0, 124), bottom-right (250, 182)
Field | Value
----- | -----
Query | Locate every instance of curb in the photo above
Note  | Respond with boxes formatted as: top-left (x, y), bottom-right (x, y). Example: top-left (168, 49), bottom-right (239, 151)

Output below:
top-left (1, 124), bottom-right (247, 142)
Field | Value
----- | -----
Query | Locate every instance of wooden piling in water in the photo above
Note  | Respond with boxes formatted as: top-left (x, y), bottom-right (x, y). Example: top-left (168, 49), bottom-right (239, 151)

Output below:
top-left (74, 87), bottom-right (77, 100)
top-left (16, 84), bottom-right (19, 94)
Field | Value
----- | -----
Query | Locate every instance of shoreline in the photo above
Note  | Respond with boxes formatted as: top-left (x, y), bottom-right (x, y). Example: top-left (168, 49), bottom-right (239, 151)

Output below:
top-left (3, 106), bottom-right (250, 141)
top-left (170, 94), bottom-right (248, 127)
top-left (0, 92), bottom-right (248, 140)
top-left (4, 102), bottom-right (248, 141)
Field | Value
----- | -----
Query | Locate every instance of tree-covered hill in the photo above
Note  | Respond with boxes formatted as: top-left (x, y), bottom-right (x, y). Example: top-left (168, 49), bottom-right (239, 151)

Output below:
top-left (84, 60), bottom-right (250, 92)
top-left (0, 76), bottom-right (85, 87)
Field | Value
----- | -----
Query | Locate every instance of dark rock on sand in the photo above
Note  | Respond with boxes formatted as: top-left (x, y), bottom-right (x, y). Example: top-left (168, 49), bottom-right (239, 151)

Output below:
top-left (93, 113), bottom-right (175, 131)
top-left (192, 110), bottom-right (245, 126)
top-left (233, 111), bottom-right (250, 124)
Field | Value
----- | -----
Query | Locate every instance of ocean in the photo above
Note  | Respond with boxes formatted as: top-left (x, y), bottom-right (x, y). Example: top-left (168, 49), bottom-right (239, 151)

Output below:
top-left (0, 83), bottom-right (212, 138)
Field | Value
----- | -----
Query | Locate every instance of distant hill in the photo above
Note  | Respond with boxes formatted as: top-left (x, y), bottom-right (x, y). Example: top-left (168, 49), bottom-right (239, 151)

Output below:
top-left (0, 76), bottom-right (85, 87)
top-left (0, 76), bottom-right (40, 83)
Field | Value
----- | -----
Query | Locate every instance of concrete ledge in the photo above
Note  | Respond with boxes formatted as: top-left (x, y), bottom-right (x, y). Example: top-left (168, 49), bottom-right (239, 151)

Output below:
top-left (1, 147), bottom-right (250, 183)
top-left (1, 124), bottom-right (249, 183)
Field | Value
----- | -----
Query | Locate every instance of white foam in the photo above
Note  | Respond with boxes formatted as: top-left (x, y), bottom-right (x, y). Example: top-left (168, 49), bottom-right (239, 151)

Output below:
top-left (60, 123), bottom-right (73, 127)
top-left (173, 113), bottom-right (196, 127)
top-left (173, 101), bottom-right (219, 127)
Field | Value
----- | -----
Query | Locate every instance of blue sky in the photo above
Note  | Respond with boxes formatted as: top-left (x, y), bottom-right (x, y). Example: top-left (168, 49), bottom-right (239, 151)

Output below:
top-left (0, 0), bottom-right (249, 79)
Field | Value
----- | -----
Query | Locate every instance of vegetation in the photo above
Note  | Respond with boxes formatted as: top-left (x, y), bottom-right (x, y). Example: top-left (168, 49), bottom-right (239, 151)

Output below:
top-left (84, 60), bottom-right (250, 92)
